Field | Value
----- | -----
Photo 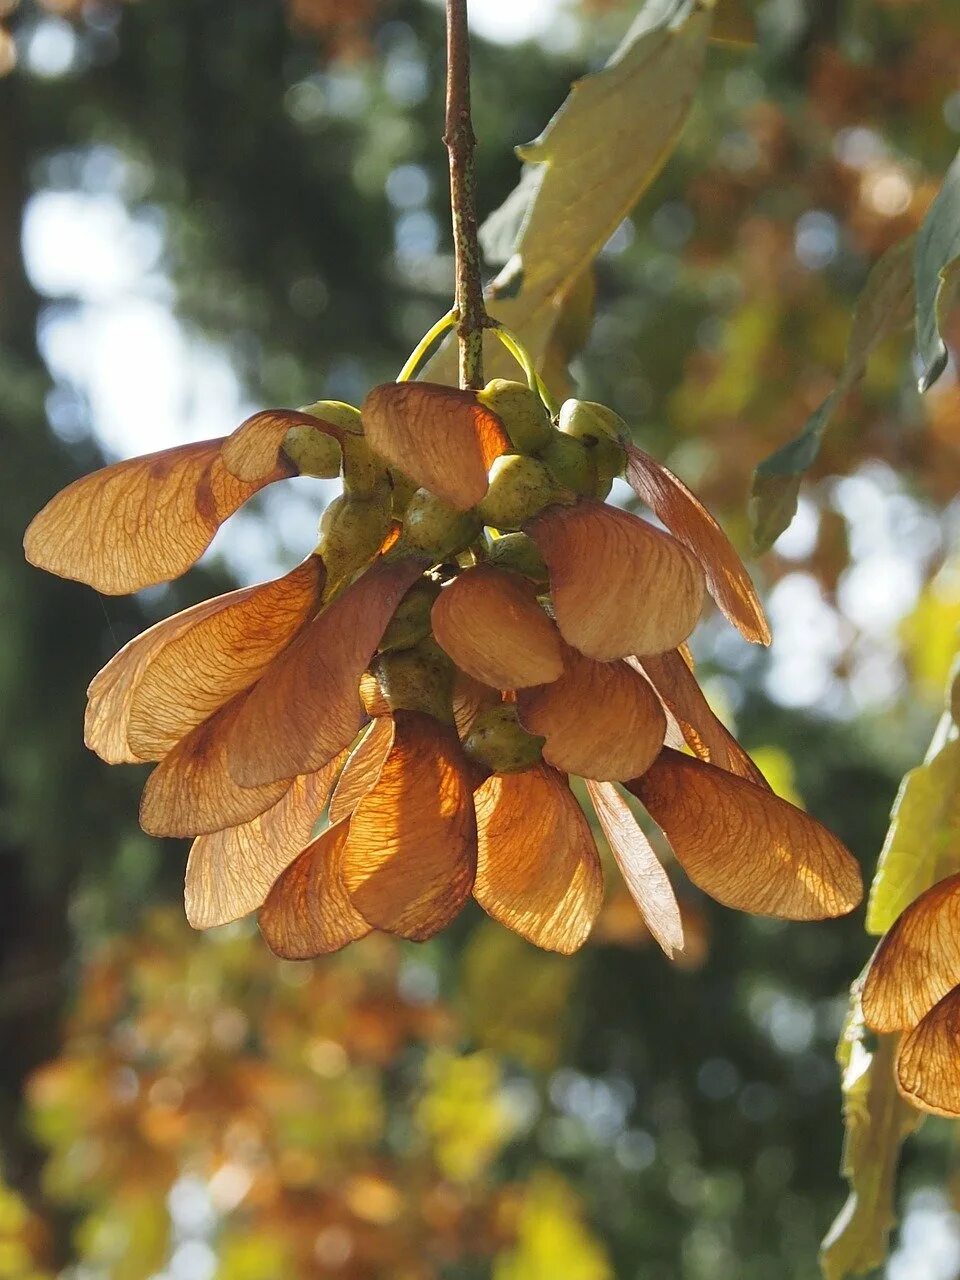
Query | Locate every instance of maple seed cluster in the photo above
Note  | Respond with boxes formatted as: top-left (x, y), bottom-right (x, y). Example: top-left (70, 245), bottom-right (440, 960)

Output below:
top-left (23, 372), bottom-right (863, 957)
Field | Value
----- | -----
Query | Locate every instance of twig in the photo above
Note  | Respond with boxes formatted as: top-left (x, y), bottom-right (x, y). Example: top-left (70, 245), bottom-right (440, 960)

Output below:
top-left (444, 0), bottom-right (487, 390)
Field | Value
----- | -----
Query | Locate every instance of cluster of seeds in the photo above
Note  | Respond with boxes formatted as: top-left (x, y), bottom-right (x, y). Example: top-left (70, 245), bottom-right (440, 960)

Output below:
top-left (22, 364), bottom-right (862, 956)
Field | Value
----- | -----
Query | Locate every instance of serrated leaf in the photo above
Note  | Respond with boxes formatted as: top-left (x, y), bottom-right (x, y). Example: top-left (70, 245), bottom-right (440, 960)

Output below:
top-left (915, 146), bottom-right (960, 393)
top-left (430, 0), bottom-right (714, 390)
top-left (750, 236), bottom-right (914, 552)
top-left (865, 726), bottom-right (960, 936)
top-left (820, 994), bottom-right (921, 1280)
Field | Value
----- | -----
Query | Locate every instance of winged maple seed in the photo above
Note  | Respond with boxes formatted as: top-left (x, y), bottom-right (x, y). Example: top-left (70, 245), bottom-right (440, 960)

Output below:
top-left (23, 377), bottom-right (862, 957)
top-left (861, 874), bottom-right (960, 1115)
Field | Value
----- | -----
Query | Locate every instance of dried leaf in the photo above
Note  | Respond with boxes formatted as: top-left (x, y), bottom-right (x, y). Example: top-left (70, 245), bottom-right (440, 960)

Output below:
top-left (897, 988), bottom-right (960, 1115)
top-left (221, 408), bottom-right (348, 481)
top-left (86, 593), bottom-right (239, 765)
top-left (862, 872), bottom-right (960, 1034)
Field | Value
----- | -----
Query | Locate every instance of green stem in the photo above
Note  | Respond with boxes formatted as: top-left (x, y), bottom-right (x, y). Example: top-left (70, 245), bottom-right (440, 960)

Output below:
top-left (396, 308), bottom-right (458, 382)
top-left (489, 323), bottom-right (560, 416)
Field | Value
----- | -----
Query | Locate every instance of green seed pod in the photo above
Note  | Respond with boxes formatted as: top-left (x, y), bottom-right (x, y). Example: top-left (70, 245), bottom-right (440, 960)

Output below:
top-left (558, 399), bottom-right (625, 443)
top-left (477, 455), bottom-right (570, 532)
top-left (537, 430), bottom-right (598, 497)
top-left (372, 637), bottom-right (454, 724)
top-left (301, 399), bottom-right (364, 435)
top-left (389, 468), bottom-right (418, 518)
top-left (592, 435), bottom-right (625, 500)
top-left (378, 577), bottom-right (441, 653)
top-left (282, 424), bottom-right (342, 478)
top-left (463, 703), bottom-right (544, 774)
top-left (395, 488), bottom-right (481, 561)
top-left (477, 378), bottom-right (552, 454)
top-left (318, 483), bottom-right (392, 586)
top-left (558, 399), bottom-right (627, 499)
top-left (485, 532), bottom-right (548, 584)
top-left (342, 434), bottom-right (389, 500)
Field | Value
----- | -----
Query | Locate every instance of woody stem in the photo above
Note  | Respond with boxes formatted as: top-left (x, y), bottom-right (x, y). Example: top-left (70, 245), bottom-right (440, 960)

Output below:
top-left (444, 0), bottom-right (487, 390)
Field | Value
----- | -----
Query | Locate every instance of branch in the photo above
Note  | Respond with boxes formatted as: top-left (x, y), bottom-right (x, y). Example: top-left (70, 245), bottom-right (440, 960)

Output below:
top-left (444, 0), bottom-right (486, 389)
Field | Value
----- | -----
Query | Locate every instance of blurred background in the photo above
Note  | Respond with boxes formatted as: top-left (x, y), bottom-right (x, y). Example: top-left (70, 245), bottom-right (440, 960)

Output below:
top-left (2, 0), bottom-right (960, 1276)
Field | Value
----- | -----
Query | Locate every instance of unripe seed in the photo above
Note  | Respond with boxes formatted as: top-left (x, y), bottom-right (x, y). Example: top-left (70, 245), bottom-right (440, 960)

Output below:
top-left (592, 435), bottom-right (625, 500)
top-left (342, 435), bottom-right (389, 499)
top-left (395, 488), bottom-right (481, 561)
top-left (378, 577), bottom-right (441, 652)
top-left (389, 468), bottom-right (418, 518)
top-left (319, 484), bottom-right (392, 586)
top-left (301, 399), bottom-right (364, 435)
top-left (537, 430), bottom-right (597, 497)
top-left (485, 532), bottom-right (548, 584)
top-left (558, 399), bottom-right (627, 500)
top-left (558, 399), bottom-right (625, 443)
top-left (477, 379), bottom-right (552, 454)
top-left (477, 455), bottom-right (570, 531)
top-left (463, 703), bottom-right (544, 774)
top-left (282, 424), bottom-right (342, 478)
top-left (372, 637), bottom-right (454, 724)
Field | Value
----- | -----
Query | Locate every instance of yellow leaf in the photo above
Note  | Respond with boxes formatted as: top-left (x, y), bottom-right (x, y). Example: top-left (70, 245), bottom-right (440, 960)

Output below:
top-left (899, 559), bottom-right (960, 702)
top-left (865, 726), bottom-right (960, 935)
top-left (494, 1172), bottom-right (612, 1280)
top-left (748, 744), bottom-right (804, 807)
top-left (820, 993), bottom-right (921, 1280)
top-left (460, 923), bottom-right (579, 1073)
top-left (417, 1050), bottom-right (514, 1183)
top-left (74, 1192), bottom-right (169, 1280)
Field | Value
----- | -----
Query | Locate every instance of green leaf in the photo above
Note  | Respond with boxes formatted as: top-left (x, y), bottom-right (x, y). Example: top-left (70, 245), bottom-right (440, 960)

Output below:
top-left (865, 723), bottom-right (960, 936)
top-left (915, 146), bottom-right (960, 393)
top-left (750, 236), bottom-right (914, 552)
top-left (820, 994), bottom-right (922, 1280)
top-left (749, 390), bottom-right (839, 554)
top-left (429, 0), bottom-right (714, 389)
top-left (539, 270), bottom-right (597, 402)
